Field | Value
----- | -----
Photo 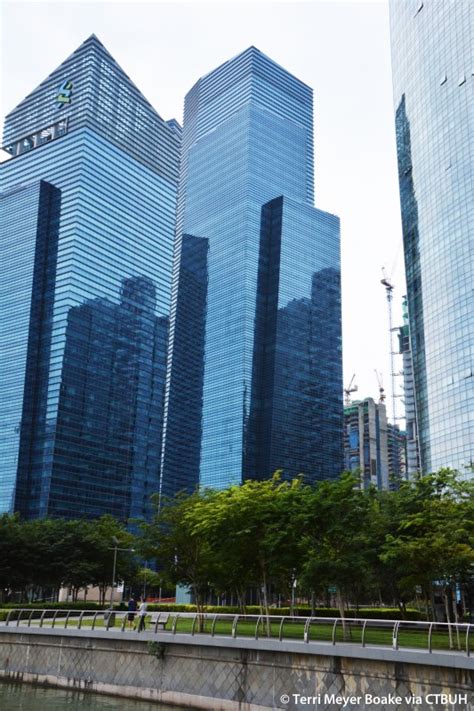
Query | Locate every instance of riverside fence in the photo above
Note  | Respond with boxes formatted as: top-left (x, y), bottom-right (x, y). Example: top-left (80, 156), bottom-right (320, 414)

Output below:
top-left (1, 609), bottom-right (472, 657)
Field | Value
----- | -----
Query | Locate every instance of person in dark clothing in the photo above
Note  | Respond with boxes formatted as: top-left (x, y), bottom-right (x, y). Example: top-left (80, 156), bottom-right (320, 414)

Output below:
top-left (127, 597), bottom-right (137, 629)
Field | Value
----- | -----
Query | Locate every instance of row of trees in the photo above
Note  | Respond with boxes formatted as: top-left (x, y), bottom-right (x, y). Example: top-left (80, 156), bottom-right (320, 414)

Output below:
top-left (140, 469), bottom-right (474, 623)
top-left (0, 515), bottom-right (136, 604)
top-left (2, 469), bottom-right (473, 624)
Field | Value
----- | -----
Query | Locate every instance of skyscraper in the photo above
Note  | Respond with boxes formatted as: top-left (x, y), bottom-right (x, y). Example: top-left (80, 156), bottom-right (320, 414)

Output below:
top-left (398, 296), bottom-right (421, 476)
top-left (0, 36), bottom-right (180, 519)
top-left (344, 397), bottom-right (390, 490)
top-left (390, 0), bottom-right (473, 474)
top-left (162, 47), bottom-right (342, 495)
top-left (387, 422), bottom-right (407, 486)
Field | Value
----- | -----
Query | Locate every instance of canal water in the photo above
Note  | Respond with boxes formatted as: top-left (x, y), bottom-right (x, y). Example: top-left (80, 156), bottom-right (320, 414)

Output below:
top-left (0, 681), bottom-right (188, 710)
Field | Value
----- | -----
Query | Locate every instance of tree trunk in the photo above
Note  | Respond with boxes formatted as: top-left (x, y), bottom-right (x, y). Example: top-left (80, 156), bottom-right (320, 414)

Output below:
top-left (193, 586), bottom-right (205, 632)
top-left (442, 586), bottom-right (453, 649)
top-left (429, 587), bottom-right (437, 622)
top-left (397, 599), bottom-right (407, 621)
top-left (236, 590), bottom-right (246, 615)
top-left (336, 588), bottom-right (349, 641)
top-left (261, 571), bottom-right (271, 637)
top-left (459, 585), bottom-right (467, 618)
top-left (99, 584), bottom-right (107, 606)
top-left (451, 583), bottom-right (461, 650)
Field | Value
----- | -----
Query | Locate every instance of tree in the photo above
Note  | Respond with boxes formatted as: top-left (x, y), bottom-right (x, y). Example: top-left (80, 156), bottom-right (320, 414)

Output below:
top-left (139, 490), bottom-right (219, 615)
top-left (380, 469), bottom-right (474, 640)
top-left (190, 475), bottom-right (309, 623)
top-left (0, 514), bottom-right (25, 600)
top-left (300, 473), bottom-right (377, 634)
top-left (84, 516), bottom-right (137, 605)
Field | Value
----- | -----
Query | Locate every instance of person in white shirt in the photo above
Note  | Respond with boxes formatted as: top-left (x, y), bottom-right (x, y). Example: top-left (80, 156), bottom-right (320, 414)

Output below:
top-left (137, 598), bottom-right (148, 632)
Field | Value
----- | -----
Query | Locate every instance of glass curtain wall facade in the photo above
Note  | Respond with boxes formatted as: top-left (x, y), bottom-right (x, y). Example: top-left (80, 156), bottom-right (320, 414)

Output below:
top-left (390, 0), bottom-right (473, 474)
top-left (162, 47), bottom-right (342, 494)
top-left (0, 35), bottom-right (180, 519)
top-left (0, 181), bottom-right (61, 512)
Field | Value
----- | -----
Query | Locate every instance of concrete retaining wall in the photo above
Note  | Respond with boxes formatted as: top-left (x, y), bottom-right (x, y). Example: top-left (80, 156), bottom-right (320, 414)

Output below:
top-left (0, 628), bottom-right (472, 710)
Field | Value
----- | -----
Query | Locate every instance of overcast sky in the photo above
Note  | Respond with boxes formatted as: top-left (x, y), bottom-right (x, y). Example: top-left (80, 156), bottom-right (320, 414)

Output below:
top-left (1, 0), bottom-right (406, 422)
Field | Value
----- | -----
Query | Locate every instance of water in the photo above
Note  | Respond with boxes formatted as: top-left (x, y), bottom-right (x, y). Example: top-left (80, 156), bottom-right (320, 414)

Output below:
top-left (0, 681), bottom-right (188, 710)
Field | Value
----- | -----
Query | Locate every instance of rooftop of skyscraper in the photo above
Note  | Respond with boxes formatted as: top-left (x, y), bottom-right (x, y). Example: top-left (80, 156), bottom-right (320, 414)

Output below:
top-left (2, 34), bottom-right (181, 183)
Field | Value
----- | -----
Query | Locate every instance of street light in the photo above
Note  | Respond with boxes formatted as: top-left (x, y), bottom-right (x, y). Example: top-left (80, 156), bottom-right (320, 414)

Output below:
top-left (109, 536), bottom-right (135, 611)
top-left (142, 560), bottom-right (148, 601)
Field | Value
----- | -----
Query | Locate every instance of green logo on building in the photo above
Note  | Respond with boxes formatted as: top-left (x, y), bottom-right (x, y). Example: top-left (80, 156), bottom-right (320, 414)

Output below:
top-left (56, 79), bottom-right (73, 107)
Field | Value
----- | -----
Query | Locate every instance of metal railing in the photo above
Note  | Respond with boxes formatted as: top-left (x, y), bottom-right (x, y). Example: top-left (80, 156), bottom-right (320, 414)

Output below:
top-left (1, 609), bottom-right (472, 657)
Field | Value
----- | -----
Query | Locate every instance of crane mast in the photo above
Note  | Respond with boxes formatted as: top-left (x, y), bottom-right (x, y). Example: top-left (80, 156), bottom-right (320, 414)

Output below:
top-left (381, 268), bottom-right (397, 425)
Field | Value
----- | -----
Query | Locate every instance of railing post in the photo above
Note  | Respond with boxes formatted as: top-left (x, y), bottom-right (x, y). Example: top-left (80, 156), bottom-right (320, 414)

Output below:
top-left (428, 622), bottom-right (434, 653)
top-left (278, 616), bottom-right (286, 642)
top-left (466, 624), bottom-right (471, 657)
top-left (91, 612), bottom-right (98, 631)
top-left (16, 610), bottom-right (23, 627)
top-left (392, 621), bottom-right (400, 650)
top-left (191, 614), bottom-right (198, 636)
top-left (331, 619), bottom-right (338, 645)
top-left (5, 610), bottom-right (13, 626)
top-left (121, 613), bottom-right (127, 632)
top-left (153, 613), bottom-right (160, 634)
top-left (211, 614), bottom-right (218, 637)
top-left (64, 611), bottom-right (71, 629)
top-left (39, 610), bottom-right (46, 628)
top-left (303, 617), bottom-right (312, 643)
top-left (255, 615), bottom-right (262, 640)
top-left (172, 614), bottom-right (179, 635)
top-left (51, 610), bottom-right (59, 629)
top-left (27, 610), bottom-right (34, 627)
top-left (78, 611), bottom-right (85, 630)
top-left (361, 620), bottom-right (368, 647)
top-left (106, 610), bottom-right (115, 631)
top-left (231, 615), bottom-right (239, 639)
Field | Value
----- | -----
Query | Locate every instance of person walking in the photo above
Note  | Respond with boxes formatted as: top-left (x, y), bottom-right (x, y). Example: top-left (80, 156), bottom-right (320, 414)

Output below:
top-left (137, 597), bottom-right (148, 632)
top-left (127, 597), bottom-right (137, 629)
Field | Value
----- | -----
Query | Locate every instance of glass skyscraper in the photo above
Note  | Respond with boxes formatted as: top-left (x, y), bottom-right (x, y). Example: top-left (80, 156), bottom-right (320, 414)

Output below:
top-left (390, 0), bottom-right (473, 474)
top-left (0, 35), bottom-right (180, 519)
top-left (162, 47), bottom-right (343, 495)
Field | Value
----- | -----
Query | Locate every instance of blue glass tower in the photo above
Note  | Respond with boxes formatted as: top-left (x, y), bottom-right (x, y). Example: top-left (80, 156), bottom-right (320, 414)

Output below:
top-left (390, 1), bottom-right (473, 474)
top-left (162, 47), bottom-right (342, 494)
top-left (0, 36), bottom-right (180, 519)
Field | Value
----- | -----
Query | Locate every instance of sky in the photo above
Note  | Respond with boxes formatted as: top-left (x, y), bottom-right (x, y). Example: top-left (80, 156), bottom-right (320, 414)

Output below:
top-left (1, 0), bottom-right (407, 423)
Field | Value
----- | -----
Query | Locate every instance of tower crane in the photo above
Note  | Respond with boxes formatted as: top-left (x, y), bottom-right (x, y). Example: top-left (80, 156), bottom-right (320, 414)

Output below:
top-left (374, 369), bottom-right (386, 404)
top-left (344, 374), bottom-right (358, 406)
top-left (381, 267), bottom-right (398, 424)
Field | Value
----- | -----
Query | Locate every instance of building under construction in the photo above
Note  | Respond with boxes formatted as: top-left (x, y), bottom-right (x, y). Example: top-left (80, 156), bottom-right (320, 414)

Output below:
top-left (344, 397), bottom-right (407, 490)
top-left (398, 297), bottom-right (421, 476)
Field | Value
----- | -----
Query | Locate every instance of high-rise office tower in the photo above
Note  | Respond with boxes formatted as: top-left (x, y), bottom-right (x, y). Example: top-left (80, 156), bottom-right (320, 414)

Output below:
top-left (0, 36), bottom-right (180, 519)
top-left (162, 47), bottom-right (342, 494)
top-left (390, 0), bottom-right (473, 474)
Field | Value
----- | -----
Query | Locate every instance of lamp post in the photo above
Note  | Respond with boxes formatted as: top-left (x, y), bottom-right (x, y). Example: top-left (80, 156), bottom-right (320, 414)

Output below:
top-left (109, 536), bottom-right (135, 610)
top-left (142, 561), bottom-right (148, 601)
